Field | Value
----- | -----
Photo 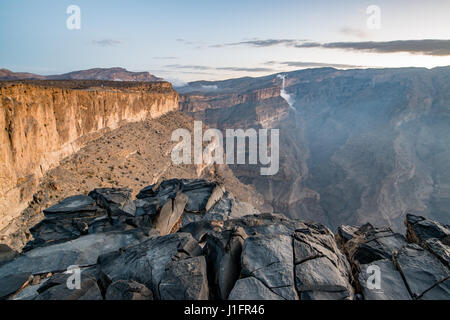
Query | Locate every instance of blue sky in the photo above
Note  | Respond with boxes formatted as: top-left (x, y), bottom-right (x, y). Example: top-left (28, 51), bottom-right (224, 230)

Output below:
top-left (1, 0), bottom-right (450, 82)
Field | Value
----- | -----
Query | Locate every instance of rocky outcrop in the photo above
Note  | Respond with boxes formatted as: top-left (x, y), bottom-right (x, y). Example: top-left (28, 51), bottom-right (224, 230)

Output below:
top-left (179, 67), bottom-right (450, 231)
top-left (0, 80), bottom-right (178, 235)
top-left (338, 213), bottom-right (450, 300)
top-left (0, 179), bottom-right (447, 300)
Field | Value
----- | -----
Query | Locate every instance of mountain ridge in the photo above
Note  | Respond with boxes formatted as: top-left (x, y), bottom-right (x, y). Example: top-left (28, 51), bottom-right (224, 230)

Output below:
top-left (0, 67), bottom-right (161, 82)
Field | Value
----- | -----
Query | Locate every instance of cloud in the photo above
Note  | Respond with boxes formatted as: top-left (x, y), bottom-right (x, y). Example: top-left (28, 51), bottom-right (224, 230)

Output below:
top-left (165, 64), bottom-right (211, 71)
top-left (266, 61), bottom-right (362, 69)
top-left (91, 39), bottom-right (122, 47)
top-left (165, 64), bottom-right (275, 73)
top-left (339, 27), bottom-right (368, 39)
top-left (211, 39), bottom-right (307, 48)
top-left (176, 38), bottom-right (206, 48)
top-left (211, 38), bottom-right (450, 56)
top-left (294, 39), bottom-right (450, 56)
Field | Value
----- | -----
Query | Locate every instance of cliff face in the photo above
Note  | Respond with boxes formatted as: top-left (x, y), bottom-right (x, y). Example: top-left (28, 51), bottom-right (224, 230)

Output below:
top-left (179, 67), bottom-right (450, 231)
top-left (0, 178), bottom-right (448, 300)
top-left (0, 80), bottom-right (178, 231)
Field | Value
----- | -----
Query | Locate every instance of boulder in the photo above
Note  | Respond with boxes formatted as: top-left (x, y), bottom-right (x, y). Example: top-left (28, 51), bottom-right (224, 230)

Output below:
top-left (0, 244), bottom-right (18, 265)
top-left (420, 278), bottom-right (450, 300)
top-left (294, 222), bottom-right (352, 277)
top-left (423, 238), bottom-right (450, 267)
top-left (134, 198), bottom-right (158, 217)
top-left (88, 188), bottom-right (136, 217)
top-left (105, 280), bottom-right (153, 300)
top-left (405, 213), bottom-right (450, 243)
top-left (43, 195), bottom-right (97, 214)
top-left (293, 223), bottom-right (353, 300)
top-left (24, 195), bottom-right (107, 250)
top-left (295, 257), bottom-right (352, 300)
top-left (337, 225), bottom-right (359, 243)
top-left (0, 229), bottom-right (147, 277)
top-left (358, 259), bottom-right (411, 300)
top-left (159, 256), bottom-right (209, 300)
top-left (241, 234), bottom-right (298, 300)
top-left (228, 277), bottom-right (284, 300)
top-left (345, 225), bottom-right (407, 266)
top-left (97, 232), bottom-right (202, 299)
top-left (153, 193), bottom-right (188, 236)
top-left (34, 278), bottom-right (102, 300)
top-left (404, 214), bottom-right (450, 267)
top-left (205, 185), bottom-right (225, 212)
top-left (204, 227), bottom-right (247, 299)
top-left (0, 272), bottom-right (31, 299)
top-left (394, 244), bottom-right (450, 299)
top-left (137, 179), bottom-right (217, 213)
top-left (8, 278), bottom-right (50, 300)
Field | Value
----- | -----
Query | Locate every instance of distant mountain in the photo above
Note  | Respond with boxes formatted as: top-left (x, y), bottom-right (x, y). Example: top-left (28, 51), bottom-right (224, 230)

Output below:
top-left (0, 67), bottom-right (162, 82)
top-left (0, 68), bottom-right (45, 80)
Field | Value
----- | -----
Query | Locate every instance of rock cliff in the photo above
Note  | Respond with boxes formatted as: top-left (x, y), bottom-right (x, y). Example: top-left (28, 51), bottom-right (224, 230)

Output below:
top-left (179, 67), bottom-right (450, 231)
top-left (0, 80), bottom-right (178, 234)
top-left (0, 179), bottom-right (448, 300)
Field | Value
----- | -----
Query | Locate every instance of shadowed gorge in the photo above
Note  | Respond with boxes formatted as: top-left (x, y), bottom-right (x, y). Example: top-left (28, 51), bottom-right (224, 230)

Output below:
top-left (180, 67), bottom-right (450, 231)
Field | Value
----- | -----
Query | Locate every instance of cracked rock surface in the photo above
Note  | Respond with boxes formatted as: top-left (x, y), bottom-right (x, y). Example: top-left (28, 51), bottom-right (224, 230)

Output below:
top-left (0, 179), bottom-right (448, 300)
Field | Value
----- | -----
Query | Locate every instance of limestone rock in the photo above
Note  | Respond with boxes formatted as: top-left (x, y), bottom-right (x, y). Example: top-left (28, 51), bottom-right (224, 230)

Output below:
top-left (0, 229), bottom-right (147, 277)
top-left (159, 256), bottom-right (209, 300)
top-left (241, 234), bottom-right (298, 300)
top-left (0, 244), bottom-right (18, 265)
top-left (0, 272), bottom-right (31, 299)
top-left (153, 193), bottom-right (188, 236)
top-left (358, 259), bottom-right (411, 300)
top-left (88, 188), bottom-right (136, 217)
top-left (405, 213), bottom-right (449, 243)
top-left (105, 280), bottom-right (153, 300)
top-left (394, 244), bottom-right (450, 299)
top-left (344, 224), bottom-right (407, 266)
top-left (204, 227), bottom-right (247, 299)
top-left (97, 232), bottom-right (202, 299)
top-left (137, 179), bottom-right (217, 213)
top-left (228, 277), bottom-right (284, 300)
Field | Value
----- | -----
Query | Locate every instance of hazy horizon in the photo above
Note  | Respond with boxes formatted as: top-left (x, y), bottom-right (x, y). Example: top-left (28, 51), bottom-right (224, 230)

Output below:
top-left (1, 0), bottom-right (450, 83)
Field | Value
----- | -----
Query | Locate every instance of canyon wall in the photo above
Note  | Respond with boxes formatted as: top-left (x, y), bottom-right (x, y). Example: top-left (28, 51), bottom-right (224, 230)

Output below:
top-left (0, 80), bottom-right (178, 231)
top-left (179, 67), bottom-right (450, 231)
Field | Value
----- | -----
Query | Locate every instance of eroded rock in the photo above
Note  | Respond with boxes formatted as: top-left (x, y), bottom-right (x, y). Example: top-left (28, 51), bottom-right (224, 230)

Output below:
top-left (105, 280), bottom-right (153, 300)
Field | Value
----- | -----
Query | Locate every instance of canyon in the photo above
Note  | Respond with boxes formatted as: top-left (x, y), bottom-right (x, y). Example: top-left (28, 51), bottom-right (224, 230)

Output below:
top-left (0, 80), bottom-right (178, 244)
top-left (179, 67), bottom-right (450, 231)
top-left (0, 79), bottom-right (263, 250)
top-left (0, 66), bottom-right (448, 300)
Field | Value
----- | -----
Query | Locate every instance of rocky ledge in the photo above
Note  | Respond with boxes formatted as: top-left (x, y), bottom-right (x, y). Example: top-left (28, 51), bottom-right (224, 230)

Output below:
top-left (0, 179), bottom-right (448, 300)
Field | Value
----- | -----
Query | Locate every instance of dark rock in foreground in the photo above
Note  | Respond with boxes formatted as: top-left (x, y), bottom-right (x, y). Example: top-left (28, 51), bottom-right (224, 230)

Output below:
top-left (0, 179), bottom-right (448, 300)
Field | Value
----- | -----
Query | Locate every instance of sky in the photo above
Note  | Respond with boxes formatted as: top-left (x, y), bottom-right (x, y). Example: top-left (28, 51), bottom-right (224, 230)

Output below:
top-left (1, 0), bottom-right (450, 83)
